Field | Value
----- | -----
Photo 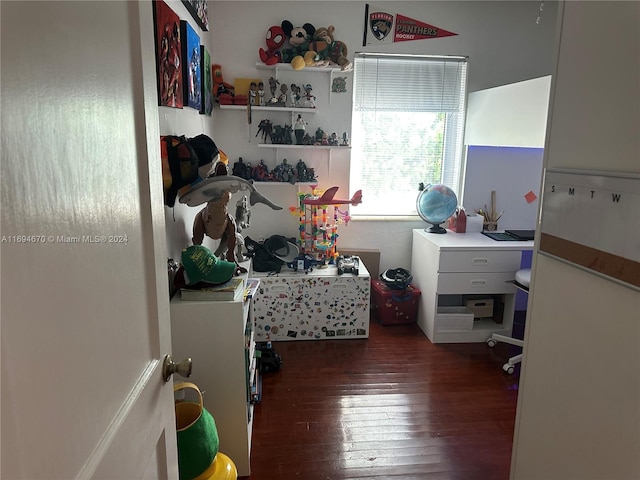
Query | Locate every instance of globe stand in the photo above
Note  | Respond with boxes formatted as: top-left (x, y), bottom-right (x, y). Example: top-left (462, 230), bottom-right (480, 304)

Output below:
top-left (425, 222), bottom-right (447, 234)
top-left (416, 183), bottom-right (458, 236)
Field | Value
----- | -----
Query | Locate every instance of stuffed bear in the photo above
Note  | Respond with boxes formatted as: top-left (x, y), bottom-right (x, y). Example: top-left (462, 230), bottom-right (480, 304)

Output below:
top-left (307, 25), bottom-right (352, 71)
top-left (279, 20), bottom-right (315, 70)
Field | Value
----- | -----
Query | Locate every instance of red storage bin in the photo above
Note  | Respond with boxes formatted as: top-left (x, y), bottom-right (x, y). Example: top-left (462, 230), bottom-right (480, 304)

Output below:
top-left (371, 280), bottom-right (421, 325)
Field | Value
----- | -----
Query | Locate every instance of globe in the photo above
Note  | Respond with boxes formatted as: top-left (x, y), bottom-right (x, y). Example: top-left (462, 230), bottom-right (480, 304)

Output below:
top-left (416, 183), bottom-right (458, 234)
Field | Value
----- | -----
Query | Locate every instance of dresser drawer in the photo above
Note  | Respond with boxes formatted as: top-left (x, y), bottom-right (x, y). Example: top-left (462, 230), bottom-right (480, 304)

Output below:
top-left (439, 250), bottom-right (521, 273)
top-left (437, 272), bottom-right (518, 294)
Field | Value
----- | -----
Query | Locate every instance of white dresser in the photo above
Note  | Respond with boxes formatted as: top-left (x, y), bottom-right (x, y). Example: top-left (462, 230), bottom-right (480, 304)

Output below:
top-left (170, 266), bottom-right (257, 477)
top-left (252, 264), bottom-right (370, 341)
top-left (411, 229), bottom-right (533, 343)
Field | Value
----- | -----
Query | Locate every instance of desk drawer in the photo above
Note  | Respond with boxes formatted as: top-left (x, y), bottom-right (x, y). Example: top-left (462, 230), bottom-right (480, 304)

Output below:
top-left (437, 272), bottom-right (517, 294)
top-left (439, 250), bottom-right (521, 273)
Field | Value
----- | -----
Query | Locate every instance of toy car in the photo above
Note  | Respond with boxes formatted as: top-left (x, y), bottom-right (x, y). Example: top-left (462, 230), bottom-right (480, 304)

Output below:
top-left (337, 255), bottom-right (359, 275)
top-left (287, 254), bottom-right (322, 273)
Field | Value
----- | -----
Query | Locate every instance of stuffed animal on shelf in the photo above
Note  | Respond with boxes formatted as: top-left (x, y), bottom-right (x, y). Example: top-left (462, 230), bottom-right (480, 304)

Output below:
top-left (212, 63), bottom-right (234, 100)
top-left (279, 20), bottom-right (315, 70)
top-left (258, 25), bottom-right (286, 65)
top-left (307, 25), bottom-right (352, 71)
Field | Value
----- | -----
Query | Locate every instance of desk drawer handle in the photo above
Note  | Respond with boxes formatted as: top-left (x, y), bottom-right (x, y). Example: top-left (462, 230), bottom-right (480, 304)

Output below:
top-left (470, 280), bottom-right (487, 287)
top-left (472, 258), bottom-right (489, 265)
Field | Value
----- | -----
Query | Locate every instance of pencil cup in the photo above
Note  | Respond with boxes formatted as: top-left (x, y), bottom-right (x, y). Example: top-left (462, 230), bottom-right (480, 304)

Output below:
top-left (483, 221), bottom-right (498, 231)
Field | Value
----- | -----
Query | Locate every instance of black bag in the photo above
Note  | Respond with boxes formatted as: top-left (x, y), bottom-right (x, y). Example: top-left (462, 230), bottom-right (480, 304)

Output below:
top-left (244, 236), bottom-right (284, 273)
top-left (161, 135), bottom-right (200, 207)
top-left (187, 134), bottom-right (220, 167)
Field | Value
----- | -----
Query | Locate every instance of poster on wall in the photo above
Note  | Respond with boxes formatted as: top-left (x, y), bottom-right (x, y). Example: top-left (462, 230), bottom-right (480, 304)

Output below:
top-left (363, 4), bottom-right (458, 46)
top-left (200, 45), bottom-right (213, 116)
top-left (182, 0), bottom-right (208, 31)
top-left (181, 21), bottom-right (201, 111)
top-left (153, 0), bottom-right (183, 108)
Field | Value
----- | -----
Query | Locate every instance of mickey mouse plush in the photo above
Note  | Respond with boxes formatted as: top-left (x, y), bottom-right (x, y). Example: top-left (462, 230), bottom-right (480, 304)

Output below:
top-left (279, 20), bottom-right (315, 69)
top-left (259, 25), bottom-right (286, 66)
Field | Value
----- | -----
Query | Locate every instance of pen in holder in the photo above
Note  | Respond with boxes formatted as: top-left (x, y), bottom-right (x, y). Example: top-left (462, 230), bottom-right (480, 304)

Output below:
top-left (476, 190), bottom-right (503, 231)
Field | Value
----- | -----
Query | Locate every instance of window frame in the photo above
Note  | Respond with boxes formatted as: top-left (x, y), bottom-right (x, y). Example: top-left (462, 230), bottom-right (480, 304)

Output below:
top-left (349, 53), bottom-right (469, 218)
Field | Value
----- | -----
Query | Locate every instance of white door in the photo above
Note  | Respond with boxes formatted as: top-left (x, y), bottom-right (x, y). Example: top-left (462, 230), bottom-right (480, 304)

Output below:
top-left (1, 2), bottom-right (179, 478)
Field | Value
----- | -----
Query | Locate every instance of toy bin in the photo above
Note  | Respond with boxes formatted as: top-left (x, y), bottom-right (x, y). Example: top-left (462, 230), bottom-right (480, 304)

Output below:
top-left (371, 280), bottom-right (421, 325)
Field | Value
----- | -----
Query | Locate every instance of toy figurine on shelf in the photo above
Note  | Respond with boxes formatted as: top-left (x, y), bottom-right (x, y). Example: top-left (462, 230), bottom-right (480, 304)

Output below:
top-left (294, 114), bottom-right (307, 144)
top-left (249, 81), bottom-right (258, 106)
top-left (328, 133), bottom-right (339, 146)
top-left (295, 159), bottom-right (317, 183)
top-left (256, 119), bottom-right (273, 143)
top-left (289, 84), bottom-right (300, 107)
top-left (301, 84), bottom-right (316, 108)
top-left (277, 83), bottom-right (288, 106)
top-left (268, 76), bottom-right (279, 103)
top-left (271, 124), bottom-right (293, 144)
top-left (251, 159), bottom-right (271, 182)
top-left (257, 81), bottom-right (265, 106)
top-left (272, 159), bottom-right (296, 184)
top-left (341, 131), bottom-right (350, 146)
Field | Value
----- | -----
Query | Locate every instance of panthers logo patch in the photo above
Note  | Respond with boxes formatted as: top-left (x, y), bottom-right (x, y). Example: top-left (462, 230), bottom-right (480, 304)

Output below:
top-left (369, 12), bottom-right (393, 41)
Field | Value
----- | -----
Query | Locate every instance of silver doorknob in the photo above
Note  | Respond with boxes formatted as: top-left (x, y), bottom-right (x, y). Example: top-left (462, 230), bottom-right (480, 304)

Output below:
top-left (162, 355), bottom-right (192, 382)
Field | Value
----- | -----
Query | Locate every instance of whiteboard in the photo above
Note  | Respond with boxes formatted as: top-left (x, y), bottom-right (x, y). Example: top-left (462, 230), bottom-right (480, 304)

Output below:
top-left (539, 168), bottom-right (640, 290)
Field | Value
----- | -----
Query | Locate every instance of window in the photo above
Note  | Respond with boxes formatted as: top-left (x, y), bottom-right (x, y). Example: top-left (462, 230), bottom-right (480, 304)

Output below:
top-left (349, 53), bottom-right (468, 216)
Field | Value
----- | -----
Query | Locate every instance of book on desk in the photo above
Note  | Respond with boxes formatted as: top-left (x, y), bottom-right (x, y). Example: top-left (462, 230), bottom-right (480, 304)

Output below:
top-left (180, 277), bottom-right (245, 301)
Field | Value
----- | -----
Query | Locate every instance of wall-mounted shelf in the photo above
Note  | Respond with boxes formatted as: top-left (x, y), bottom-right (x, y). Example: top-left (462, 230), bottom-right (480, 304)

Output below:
top-left (219, 105), bottom-right (317, 114)
top-left (258, 144), bottom-right (350, 150)
top-left (255, 62), bottom-right (348, 74)
top-left (254, 62), bottom-right (351, 105)
top-left (251, 181), bottom-right (317, 187)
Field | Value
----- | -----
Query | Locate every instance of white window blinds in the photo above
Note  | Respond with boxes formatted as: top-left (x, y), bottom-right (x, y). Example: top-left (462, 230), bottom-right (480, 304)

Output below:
top-left (350, 53), bottom-right (468, 216)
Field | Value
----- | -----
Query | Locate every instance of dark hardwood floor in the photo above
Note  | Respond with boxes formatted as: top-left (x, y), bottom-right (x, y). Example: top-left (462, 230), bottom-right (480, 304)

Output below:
top-left (242, 318), bottom-right (522, 480)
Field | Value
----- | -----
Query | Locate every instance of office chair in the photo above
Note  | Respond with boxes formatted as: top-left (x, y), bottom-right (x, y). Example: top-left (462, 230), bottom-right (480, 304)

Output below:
top-left (487, 268), bottom-right (531, 374)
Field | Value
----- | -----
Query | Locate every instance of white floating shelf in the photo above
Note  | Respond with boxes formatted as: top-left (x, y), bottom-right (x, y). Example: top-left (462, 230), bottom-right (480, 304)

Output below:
top-left (258, 144), bottom-right (351, 150)
top-left (219, 105), bottom-right (316, 113)
top-left (255, 62), bottom-right (349, 74)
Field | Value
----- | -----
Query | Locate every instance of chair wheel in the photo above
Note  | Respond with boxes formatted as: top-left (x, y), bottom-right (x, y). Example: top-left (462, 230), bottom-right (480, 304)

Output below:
top-left (487, 339), bottom-right (497, 348)
top-left (503, 363), bottom-right (515, 374)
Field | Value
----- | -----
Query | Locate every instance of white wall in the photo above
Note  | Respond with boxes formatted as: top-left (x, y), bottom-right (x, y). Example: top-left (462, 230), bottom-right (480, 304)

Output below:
top-left (465, 76), bottom-right (551, 148)
top-left (511, 2), bottom-right (640, 478)
top-left (155, 1), bottom-right (219, 261)
top-left (462, 146), bottom-right (544, 230)
top-left (161, 0), bottom-right (558, 273)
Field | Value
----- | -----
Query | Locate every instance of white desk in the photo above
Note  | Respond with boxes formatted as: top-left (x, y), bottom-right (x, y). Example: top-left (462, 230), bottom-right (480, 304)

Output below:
top-left (411, 229), bottom-right (534, 343)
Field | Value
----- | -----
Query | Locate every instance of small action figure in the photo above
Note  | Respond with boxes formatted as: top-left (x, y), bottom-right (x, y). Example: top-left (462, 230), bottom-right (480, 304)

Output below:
top-left (294, 114), bottom-right (306, 144)
top-left (301, 84), bottom-right (316, 108)
top-left (249, 81), bottom-right (258, 106)
top-left (278, 83), bottom-right (288, 105)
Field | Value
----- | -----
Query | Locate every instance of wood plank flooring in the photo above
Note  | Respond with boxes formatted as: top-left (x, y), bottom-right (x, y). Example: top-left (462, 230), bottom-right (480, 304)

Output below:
top-left (241, 318), bottom-right (521, 480)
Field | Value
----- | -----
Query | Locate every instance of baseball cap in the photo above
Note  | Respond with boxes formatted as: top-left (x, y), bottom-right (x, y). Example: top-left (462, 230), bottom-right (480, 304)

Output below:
top-left (264, 235), bottom-right (299, 263)
top-left (181, 245), bottom-right (237, 285)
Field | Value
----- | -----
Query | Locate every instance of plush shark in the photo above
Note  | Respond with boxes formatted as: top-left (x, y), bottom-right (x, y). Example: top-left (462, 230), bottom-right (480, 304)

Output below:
top-left (179, 175), bottom-right (283, 210)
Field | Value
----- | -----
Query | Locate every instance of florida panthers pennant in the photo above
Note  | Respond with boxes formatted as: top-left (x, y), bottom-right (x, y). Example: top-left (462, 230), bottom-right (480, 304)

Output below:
top-left (363, 4), bottom-right (458, 46)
